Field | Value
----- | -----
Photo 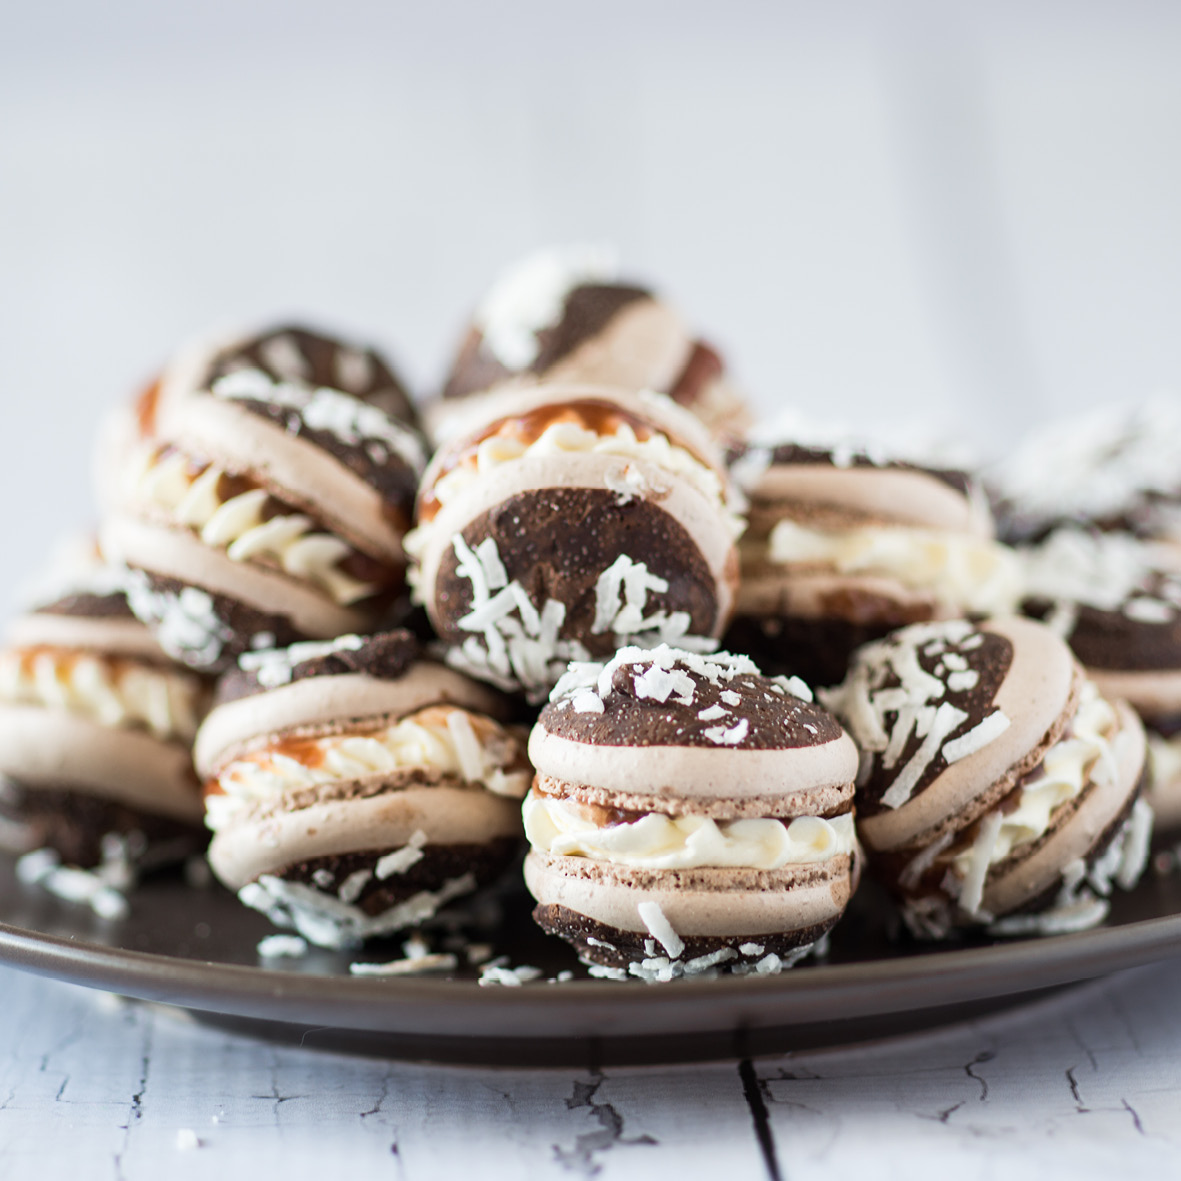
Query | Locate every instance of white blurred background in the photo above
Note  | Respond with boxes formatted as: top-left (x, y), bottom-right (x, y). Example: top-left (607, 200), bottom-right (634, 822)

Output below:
top-left (3, 0), bottom-right (1181, 595)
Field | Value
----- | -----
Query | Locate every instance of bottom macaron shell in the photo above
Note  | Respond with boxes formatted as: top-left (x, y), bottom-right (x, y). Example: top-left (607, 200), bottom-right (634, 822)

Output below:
top-left (532, 903), bottom-right (836, 975)
top-left (0, 781), bottom-right (207, 870)
top-left (523, 850), bottom-right (854, 942)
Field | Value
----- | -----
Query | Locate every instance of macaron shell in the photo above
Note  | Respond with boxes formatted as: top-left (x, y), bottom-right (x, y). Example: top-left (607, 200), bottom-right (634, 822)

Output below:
top-left (208, 786), bottom-right (522, 889)
top-left (736, 568), bottom-right (946, 622)
top-left (0, 705), bottom-right (202, 822)
top-left (857, 616), bottom-right (1079, 853)
top-left (102, 515), bottom-right (373, 640)
top-left (1086, 668), bottom-right (1181, 718)
top-left (527, 727), bottom-right (859, 808)
top-left (195, 666), bottom-right (506, 778)
top-left (416, 449), bottom-right (738, 636)
top-left (750, 464), bottom-right (991, 536)
top-left (523, 849), bottom-right (853, 937)
top-left (981, 700), bottom-right (1147, 916)
top-left (5, 612), bottom-right (167, 662)
top-left (157, 392), bottom-right (407, 562)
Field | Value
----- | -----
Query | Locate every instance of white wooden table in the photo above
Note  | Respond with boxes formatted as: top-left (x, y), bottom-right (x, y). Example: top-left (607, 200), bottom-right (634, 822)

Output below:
top-left (2, 958), bottom-right (1179, 1178)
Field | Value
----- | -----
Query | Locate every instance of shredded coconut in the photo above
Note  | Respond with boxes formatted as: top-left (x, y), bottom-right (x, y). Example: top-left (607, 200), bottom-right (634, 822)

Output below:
top-left (374, 830), bottom-right (428, 879)
top-left (256, 934), bottom-right (309, 959)
top-left (238, 634), bottom-right (365, 688)
top-left (637, 900), bottom-right (684, 958)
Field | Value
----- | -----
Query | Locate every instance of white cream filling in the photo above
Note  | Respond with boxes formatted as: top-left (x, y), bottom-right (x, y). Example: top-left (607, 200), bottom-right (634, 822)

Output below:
top-left (406, 419), bottom-right (743, 562)
top-left (1148, 731), bottom-right (1181, 797)
top-left (127, 445), bottom-right (378, 605)
top-left (766, 519), bottom-right (1022, 615)
top-left (206, 705), bottom-right (529, 831)
top-left (0, 646), bottom-right (205, 742)
top-left (950, 681), bottom-right (1118, 882)
top-left (522, 790), bottom-right (855, 871)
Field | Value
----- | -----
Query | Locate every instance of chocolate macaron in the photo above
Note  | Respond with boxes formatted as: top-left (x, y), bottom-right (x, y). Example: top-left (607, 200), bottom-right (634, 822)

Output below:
top-left (195, 630), bottom-right (531, 948)
top-left (406, 384), bottom-right (744, 701)
top-left (823, 617), bottom-right (1151, 938)
top-left (435, 245), bottom-right (750, 439)
top-left (523, 645), bottom-right (860, 980)
top-left (0, 547), bottom-right (210, 870)
top-left (726, 437), bottom-right (1022, 686)
top-left (1020, 527), bottom-right (1181, 829)
top-left (102, 328), bottom-right (427, 671)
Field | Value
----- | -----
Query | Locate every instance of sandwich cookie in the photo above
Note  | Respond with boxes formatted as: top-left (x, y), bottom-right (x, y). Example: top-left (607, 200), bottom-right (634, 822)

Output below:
top-left (725, 439), bottom-right (1021, 686)
top-left (1020, 527), bottom-right (1181, 828)
top-left (94, 323), bottom-right (417, 513)
top-left (823, 617), bottom-right (1152, 939)
top-left (0, 548), bottom-right (210, 870)
top-left (406, 384), bottom-right (745, 702)
top-left (523, 645), bottom-right (860, 980)
top-left (102, 330), bottom-right (427, 671)
top-left (434, 245), bottom-right (751, 439)
top-left (196, 630), bottom-right (532, 948)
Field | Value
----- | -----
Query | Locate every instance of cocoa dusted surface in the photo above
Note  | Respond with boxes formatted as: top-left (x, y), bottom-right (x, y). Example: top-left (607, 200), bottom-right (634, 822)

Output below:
top-left (725, 441), bottom-right (975, 499)
top-left (274, 837), bottom-right (522, 915)
top-left (440, 284), bottom-right (650, 401)
top-left (540, 661), bottom-right (844, 752)
top-left (532, 903), bottom-right (838, 972)
top-left (724, 613), bottom-right (902, 688)
top-left (0, 782), bottom-right (206, 871)
top-left (854, 631), bottom-right (1016, 818)
top-left (205, 324), bottom-right (417, 426)
top-left (131, 570), bottom-right (304, 674)
top-left (432, 486), bottom-right (720, 656)
top-left (214, 629), bottom-right (420, 704)
top-left (1023, 595), bottom-right (1181, 672)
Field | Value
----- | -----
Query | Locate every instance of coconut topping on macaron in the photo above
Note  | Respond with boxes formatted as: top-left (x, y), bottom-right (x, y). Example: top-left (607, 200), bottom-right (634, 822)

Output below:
top-left (523, 645), bottom-right (859, 980)
top-left (198, 629), bottom-right (531, 949)
top-left (406, 385), bottom-right (744, 702)
top-left (824, 617), bottom-right (1151, 938)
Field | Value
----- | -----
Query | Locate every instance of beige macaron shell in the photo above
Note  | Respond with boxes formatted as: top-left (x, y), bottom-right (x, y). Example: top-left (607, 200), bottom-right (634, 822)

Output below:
top-left (0, 704), bottom-right (201, 822)
top-left (857, 616), bottom-right (1078, 853)
top-left (527, 725), bottom-right (859, 811)
top-left (157, 392), bottom-right (406, 562)
top-left (751, 464), bottom-right (992, 536)
top-left (208, 786), bottom-right (522, 890)
top-left (981, 700), bottom-right (1147, 916)
top-left (194, 664), bottom-right (506, 779)
top-left (1087, 667), bottom-right (1181, 718)
top-left (524, 850), bottom-right (852, 937)
top-left (101, 515), bottom-right (373, 640)
top-left (5, 611), bottom-right (168, 663)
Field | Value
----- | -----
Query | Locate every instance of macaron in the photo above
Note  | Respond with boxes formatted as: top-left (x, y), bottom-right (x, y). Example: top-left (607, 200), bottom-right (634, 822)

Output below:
top-left (101, 328), bottom-right (427, 671)
top-left (195, 630), bottom-right (532, 948)
top-left (725, 437), bottom-right (1022, 686)
top-left (406, 383), bottom-right (745, 701)
top-left (0, 545), bottom-right (210, 870)
top-left (823, 617), bottom-right (1152, 938)
top-left (523, 644), bottom-right (860, 980)
top-left (1020, 527), bottom-right (1181, 828)
top-left (434, 245), bottom-right (751, 439)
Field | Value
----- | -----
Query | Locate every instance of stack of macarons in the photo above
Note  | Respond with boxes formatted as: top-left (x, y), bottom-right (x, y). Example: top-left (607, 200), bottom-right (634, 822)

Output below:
top-left (432, 245), bottom-right (751, 440)
top-left (522, 645), bottom-right (860, 978)
top-left (195, 629), bottom-right (530, 948)
top-left (725, 432), bottom-right (1021, 687)
top-left (101, 325), bottom-right (426, 672)
top-left (0, 542), bottom-right (209, 872)
top-left (406, 383), bottom-right (745, 702)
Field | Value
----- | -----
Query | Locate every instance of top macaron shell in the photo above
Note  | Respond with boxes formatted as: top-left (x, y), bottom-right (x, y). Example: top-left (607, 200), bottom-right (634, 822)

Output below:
top-left (825, 616), bottom-right (1081, 854)
top-left (530, 648), bottom-right (859, 818)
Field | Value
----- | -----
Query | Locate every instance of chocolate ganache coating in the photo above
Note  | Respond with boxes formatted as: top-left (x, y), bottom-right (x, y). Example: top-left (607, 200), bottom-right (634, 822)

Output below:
top-left (215, 629), bottom-right (420, 704)
top-left (432, 487), bottom-right (720, 654)
top-left (205, 325), bottom-right (416, 425)
top-left (829, 624), bottom-right (1014, 818)
top-left (33, 591), bottom-right (136, 620)
top-left (541, 648), bottom-right (841, 753)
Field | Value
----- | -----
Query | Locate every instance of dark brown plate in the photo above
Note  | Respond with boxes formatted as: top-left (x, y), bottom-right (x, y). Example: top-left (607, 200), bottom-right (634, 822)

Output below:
top-left (1, 850), bottom-right (1180, 1067)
